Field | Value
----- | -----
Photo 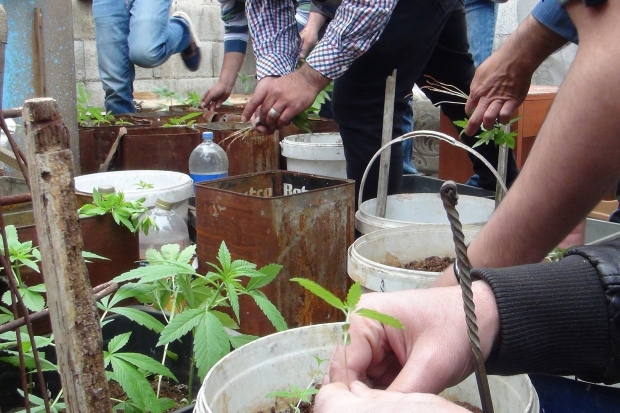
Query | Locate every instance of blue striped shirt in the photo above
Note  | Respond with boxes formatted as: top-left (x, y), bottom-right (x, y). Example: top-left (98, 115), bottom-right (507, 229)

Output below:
top-left (246, 0), bottom-right (397, 79)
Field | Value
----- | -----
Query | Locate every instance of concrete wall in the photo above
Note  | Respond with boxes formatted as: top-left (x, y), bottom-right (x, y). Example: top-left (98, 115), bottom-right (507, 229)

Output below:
top-left (73, 0), bottom-right (258, 108)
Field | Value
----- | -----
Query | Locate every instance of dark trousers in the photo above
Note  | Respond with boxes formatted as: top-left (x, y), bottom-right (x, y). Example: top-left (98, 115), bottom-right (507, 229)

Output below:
top-left (332, 0), bottom-right (519, 206)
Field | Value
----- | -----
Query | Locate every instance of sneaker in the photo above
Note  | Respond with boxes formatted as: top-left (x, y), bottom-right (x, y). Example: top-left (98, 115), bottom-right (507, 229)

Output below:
top-left (172, 11), bottom-right (201, 72)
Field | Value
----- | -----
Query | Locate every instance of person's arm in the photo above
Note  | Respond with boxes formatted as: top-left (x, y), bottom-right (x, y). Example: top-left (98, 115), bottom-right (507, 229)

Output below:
top-left (201, 52), bottom-right (245, 110)
top-left (305, 0), bottom-right (398, 79)
top-left (299, 11), bottom-right (327, 59)
top-left (245, 0), bottom-right (300, 79)
top-left (201, 0), bottom-right (249, 110)
top-left (242, 0), bottom-right (398, 132)
top-left (315, 242), bottom-right (620, 412)
top-left (464, 14), bottom-right (569, 135)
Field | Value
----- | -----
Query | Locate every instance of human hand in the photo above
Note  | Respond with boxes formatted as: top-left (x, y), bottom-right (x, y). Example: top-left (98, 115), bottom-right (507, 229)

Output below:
top-left (242, 64), bottom-right (330, 134)
top-left (463, 50), bottom-right (530, 136)
top-left (314, 381), bottom-right (470, 413)
top-left (201, 81), bottom-right (233, 111)
top-left (326, 283), bottom-right (499, 395)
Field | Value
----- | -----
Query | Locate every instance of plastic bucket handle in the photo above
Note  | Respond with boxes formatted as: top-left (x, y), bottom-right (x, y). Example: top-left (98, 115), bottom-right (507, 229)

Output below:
top-left (358, 130), bottom-right (507, 211)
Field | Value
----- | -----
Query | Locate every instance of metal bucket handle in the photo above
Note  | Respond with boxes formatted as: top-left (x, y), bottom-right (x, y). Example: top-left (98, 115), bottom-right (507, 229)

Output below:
top-left (358, 130), bottom-right (508, 211)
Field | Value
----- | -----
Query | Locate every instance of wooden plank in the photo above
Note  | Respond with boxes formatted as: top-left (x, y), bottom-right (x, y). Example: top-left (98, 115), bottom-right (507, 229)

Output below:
top-left (23, 98), bottom-right (111, 413)
top-left (376, 69), bottom-right (396, 216)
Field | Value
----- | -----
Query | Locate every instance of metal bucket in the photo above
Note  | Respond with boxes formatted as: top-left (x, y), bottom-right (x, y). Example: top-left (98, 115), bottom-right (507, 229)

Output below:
top-left (195, 323), bottom-right (539, 413)
top-left (348, 226), bottom-right (482, 292)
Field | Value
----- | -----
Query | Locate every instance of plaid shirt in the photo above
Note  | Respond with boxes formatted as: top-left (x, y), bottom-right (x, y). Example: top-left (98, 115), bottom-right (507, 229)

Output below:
top-left (246, 0), bottom-right (398, 80)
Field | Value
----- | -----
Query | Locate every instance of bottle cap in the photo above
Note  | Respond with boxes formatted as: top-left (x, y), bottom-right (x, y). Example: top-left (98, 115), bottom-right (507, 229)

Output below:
top-left (97, 185), bottom-right (115, 195)
top-left (202, 132), bottom-right (214, 140)
top-left (155, 198), bottom-right (173, 211)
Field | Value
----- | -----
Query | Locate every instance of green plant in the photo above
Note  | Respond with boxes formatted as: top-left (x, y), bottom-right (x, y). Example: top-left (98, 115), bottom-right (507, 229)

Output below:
top-left (77, 82), bottom-right (132, 127)
top-left (104, 332), bottom-right (178, 413)
top-left (453, 116), bottom-right (520, 149)
top-left (291, 82), bottom-right (333, 133)
top-left (545, 246), bottom-right (570, 262)
top-left (184, 91), bottom-right (202, 109)
top-left (237, 73), bottom-right (256, 93)
top-left (153, 86), bottom-right (182, 110)
top-left (112, 241), bottom-right (287, 397)
top-left (133, 180), bottom-right (155, 190)
top-left (77, 188), bottom-right (157, 235)
top-left (162, 112), bottom-right (202, 128)
top-left (0, 225), bottom-right (108, 312)
top-left (291, 279), bottom-right (403, 386)
top-left (419, 76), bottom-right (520, 149)
top-left (265, 355), bottom-right (327, 413)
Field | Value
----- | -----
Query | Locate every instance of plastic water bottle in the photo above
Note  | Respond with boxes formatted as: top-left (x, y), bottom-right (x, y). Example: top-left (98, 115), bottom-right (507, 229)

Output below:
top-left (188, 132), bottom-right (229, 186)
top-left (139, 198), bottom-right (190, 260)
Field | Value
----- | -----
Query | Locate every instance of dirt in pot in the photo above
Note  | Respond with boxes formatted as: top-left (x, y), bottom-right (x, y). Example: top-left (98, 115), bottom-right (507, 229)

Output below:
top-left (261, 389), bottom-right (481, 413)
top-left (402, 256), bottom-right (455, 272)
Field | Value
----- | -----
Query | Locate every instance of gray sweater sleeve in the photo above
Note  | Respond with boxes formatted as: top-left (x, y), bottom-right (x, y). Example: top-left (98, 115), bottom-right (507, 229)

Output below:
top-left (471, 240), bottom-right (620, 384)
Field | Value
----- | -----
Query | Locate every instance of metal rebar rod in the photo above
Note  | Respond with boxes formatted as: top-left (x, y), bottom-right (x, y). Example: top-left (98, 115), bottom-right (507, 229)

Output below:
top-left (0, 282), bottom-right (119, 334)
top-left (1, 107), bottom-right (22, 118)
top-left (0, 193), bottom-right (32, 206)
top-left (440, 180), bottom-right (494, 413)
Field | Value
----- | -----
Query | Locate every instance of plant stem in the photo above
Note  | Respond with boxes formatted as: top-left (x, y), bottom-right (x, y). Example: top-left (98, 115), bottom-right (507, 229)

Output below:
top-left (188, 355), bottom-right (195, 402)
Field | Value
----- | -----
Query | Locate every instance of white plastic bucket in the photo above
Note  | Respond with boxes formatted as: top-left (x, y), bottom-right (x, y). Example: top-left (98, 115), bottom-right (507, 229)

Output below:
top-left (356, 192), bottom-right (495, 235)
top-left (280, 133), bottom-right (347, 179)
top-left (195, 323), bottom-right (539, 413)
top-left (348, 226), bottom-right (482, 292)
top-left (74, 170), bottom-right (193, 220)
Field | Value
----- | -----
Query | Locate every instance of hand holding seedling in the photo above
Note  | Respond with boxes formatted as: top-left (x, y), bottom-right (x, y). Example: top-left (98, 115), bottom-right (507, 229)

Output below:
top-left (308, 284), bottom-right (499, 397)
top-left (243, 64), bottom-right (331, 134)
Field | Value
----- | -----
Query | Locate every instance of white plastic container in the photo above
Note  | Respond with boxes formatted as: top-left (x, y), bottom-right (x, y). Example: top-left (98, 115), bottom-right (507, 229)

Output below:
top-left (74, 170), bottom-right (193, 220)
top-left (138, 198), bottom-right (190, 260)
top-left (280, 133), bottom-right (347, 179)
top-left (356, 192), bottom-right (495, 235)
top-left (348, 226), bottom-right (482, 292)
top-left (195, 323), bottom-right (539, 413)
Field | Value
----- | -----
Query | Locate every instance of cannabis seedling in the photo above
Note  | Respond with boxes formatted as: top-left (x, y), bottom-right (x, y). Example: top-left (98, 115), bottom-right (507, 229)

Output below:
top-left (266, 355), bottom-right (327, 413)
top-left (112, 241), bottom-right (288, 401)
top-left (153, 86), bottom-right (182, 110)
top-left (290, 279), bottom-right (404, 387)
top-left (184, 91), bottom-right (202, 109)
top-left (77, 188), bottom-right (157, 235)
top-left (420, 76), bottom-right (520, 148)
top-left (162, 112), bottom-right (202, 128)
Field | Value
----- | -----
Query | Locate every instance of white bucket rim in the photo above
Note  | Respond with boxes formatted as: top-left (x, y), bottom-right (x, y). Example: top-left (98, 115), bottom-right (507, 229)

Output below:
top-left (355, 193), bottom-right (494, 234)
top-left (282, 132), bottom-right (343, 147)
top-left (74, 170), bottom-right (193, 201)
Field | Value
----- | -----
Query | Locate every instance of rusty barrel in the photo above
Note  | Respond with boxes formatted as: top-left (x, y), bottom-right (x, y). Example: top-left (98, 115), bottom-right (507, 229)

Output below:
top-left (195, 171), bottom-right (355, 336)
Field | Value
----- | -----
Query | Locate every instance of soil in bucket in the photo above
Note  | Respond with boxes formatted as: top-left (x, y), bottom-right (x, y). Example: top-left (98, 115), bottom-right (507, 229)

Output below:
top-left (383, 252), bottom-right (455, 272)
top-left (260, 389), bottom-right (483, 413)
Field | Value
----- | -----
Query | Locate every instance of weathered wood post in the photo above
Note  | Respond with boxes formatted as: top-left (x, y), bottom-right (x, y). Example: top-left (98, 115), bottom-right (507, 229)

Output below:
top-left (23, 98), bottom-right (111, 413)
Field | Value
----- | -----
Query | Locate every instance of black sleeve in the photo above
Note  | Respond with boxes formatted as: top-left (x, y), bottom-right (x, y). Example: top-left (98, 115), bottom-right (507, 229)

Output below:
top-left (471, 239), bottom-right (620, 384)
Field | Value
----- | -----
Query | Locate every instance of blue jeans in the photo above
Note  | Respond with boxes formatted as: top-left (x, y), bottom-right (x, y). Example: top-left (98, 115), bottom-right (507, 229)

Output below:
top-left (93, 0), bottom-right (191, 114)
top-left (465, 0), bottom-right (497, 67)
top-left (402, 98), bottom-right (418, 174)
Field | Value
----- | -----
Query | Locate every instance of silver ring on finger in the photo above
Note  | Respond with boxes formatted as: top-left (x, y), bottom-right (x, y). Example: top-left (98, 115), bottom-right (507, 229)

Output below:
top-left (268, 107), bottom-right (281, 118)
